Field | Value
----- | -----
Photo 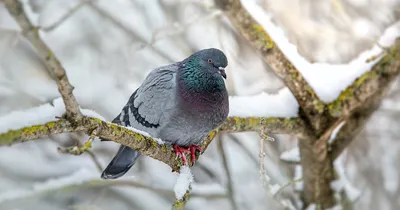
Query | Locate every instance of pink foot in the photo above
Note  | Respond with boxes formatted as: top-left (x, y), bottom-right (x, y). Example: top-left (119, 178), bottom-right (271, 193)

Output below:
top-left (188, 145), bottom-right (202, 163)
top-left (173, 145), bottom-right (190, 165)
top-left (173, 145), bottom-right (202, 165)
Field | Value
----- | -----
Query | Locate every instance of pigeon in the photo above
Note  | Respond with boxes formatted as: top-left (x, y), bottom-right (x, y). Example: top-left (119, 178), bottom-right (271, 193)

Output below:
top-left (101, 48), bottom-right (229, 179)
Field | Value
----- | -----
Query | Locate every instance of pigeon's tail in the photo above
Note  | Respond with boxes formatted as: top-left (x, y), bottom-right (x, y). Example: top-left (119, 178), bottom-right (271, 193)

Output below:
top-left (101, 145), bottom-right (141, 179)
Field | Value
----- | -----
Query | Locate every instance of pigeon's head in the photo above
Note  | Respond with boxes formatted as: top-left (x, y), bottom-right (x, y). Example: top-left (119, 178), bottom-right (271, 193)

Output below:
top-left (185, 48), bottom-right (228, 79)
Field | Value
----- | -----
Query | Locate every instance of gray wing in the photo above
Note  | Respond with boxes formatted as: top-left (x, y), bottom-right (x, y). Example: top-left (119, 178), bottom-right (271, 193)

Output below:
top-left (115, 64), bottom-right (178, 136)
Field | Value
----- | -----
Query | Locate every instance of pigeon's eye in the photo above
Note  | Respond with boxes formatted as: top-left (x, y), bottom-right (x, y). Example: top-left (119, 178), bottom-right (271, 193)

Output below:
top-left (207, 59), bottom-right (212, 63)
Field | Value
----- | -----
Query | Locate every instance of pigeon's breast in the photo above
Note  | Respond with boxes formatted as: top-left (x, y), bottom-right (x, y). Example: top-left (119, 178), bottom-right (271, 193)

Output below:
top-left (157, 89), bottom-right (228, 146)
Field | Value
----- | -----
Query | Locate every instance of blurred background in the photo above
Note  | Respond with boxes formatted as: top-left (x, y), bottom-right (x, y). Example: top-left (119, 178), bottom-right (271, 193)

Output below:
top-left (1, 0), bottom-right (400, 209)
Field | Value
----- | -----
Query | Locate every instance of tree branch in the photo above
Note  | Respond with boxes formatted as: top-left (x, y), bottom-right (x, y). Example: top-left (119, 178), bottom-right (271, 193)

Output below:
top-left (4, 0), bottom-right (82, 119)
top-left (329, 49), bottom-right (400, 159)
top-left (0, 116), bottom-right (297, 172)
top-left (327, 43), bottom-right (400, 118)
top-left (215, 0), bottom-right (327, 131)
top-left (300, 43), bottom-right (400, 208)
top-left (40, 0), bottom-right (92, 32)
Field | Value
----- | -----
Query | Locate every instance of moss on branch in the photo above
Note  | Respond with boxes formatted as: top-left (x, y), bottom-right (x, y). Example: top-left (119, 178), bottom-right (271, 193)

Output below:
top-left (0, 116), bottom-right (299, 172)
top-left (328, 42), bottom-right (400, 117)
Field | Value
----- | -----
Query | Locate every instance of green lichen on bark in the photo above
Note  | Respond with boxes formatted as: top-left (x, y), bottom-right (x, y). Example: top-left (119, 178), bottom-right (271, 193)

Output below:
top-left (0, 129), bottom-right (23, 145)
top-left (250, 24), bottom-right (275, 50)
top-left (327, 50), bottom-right (397, 117)
top-left (172, 188), bottom-right (191, 210)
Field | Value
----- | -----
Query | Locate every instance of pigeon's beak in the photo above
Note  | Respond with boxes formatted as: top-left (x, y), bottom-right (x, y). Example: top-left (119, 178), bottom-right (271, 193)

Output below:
top-left (218, 67), bottom-right (227, 79)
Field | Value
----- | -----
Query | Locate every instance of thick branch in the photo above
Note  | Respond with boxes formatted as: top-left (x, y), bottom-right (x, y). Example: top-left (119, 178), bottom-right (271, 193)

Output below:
top-left (301, 42), bottom-right (400, 208)
top-left (327, 42), bottom-right (400, 118)
top-left (329, 56), bottom-right (400, 159)
top-left (328, 41), bottom-right (400, 159)
top-left (215, 0), bottom-right (327, 131)
top-left (299, 136), bottom-right (335, 208)
top-left (329, 110), bottom-right (371, 160)
top-left (0, 116), bottom-right (297, 172)
top-left (4, 0), bottom-right (82, 119)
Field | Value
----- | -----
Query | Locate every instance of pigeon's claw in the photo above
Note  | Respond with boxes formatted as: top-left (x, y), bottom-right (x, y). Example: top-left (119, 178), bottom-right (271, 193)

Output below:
top-left (188, 145), bottom-right (202, 163)
top-left (173, 145), bottom-right (190, 165)
top-left (173, 145), bottom-right (202, 165)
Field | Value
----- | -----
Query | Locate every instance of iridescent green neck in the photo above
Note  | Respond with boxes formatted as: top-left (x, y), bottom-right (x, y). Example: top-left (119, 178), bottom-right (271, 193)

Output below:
top-left (179, 60), bottom-right (225, 92)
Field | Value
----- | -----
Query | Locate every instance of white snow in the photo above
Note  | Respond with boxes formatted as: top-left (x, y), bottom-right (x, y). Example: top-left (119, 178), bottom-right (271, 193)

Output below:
top-left (0, 98), bottom-right (65, 133)
top-left (269, 184), bottom-right (281, 196)
top-left (332, 155), bottom-right (361, 201)
top-left (328, 121), bottom-right (346, 145)
top-left (0, 98), bottom-right (161, 143)
top-left (174, 166), bottom-right (193, 201)
top-left (229, 88), bottom-right (298, 117)
top-left (280, 147), bottom-right (300, 163)
top-left (381, 146), bottom-right (399, 194)
top-left (0, 97), bottom-right (108, 133)
top-left (294, 165), bottom-right (304, 191)
top-left (305, 204), bottom-right (317, 210)
top-left (305, 204), bottom-right (341, 210)
top-left (241, 0), bottom-right (400, 103)
top-left (125, 126), bottom-right (164, 144)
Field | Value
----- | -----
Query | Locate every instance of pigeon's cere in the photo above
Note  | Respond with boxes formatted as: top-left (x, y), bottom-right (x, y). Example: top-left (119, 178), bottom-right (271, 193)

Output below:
top-left (101, 48), bottom-right (229, 179)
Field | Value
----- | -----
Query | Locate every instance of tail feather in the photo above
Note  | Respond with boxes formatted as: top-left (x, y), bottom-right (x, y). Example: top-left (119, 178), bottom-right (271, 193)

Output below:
top-left (101, 145), bottom-right (141, 179)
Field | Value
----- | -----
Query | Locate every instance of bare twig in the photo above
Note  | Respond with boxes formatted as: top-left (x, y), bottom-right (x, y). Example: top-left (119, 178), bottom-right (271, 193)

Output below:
top-left (88, 2), bottom-right (175, 62)
top-left (0, 177), bottom-right (226, 204)
top-left (259, 129), bottom-right (296, 209)
top-left (273, 178), bottom-right (303, 198)
top-left (4, 0), bottom-right (82, 120)
top-left (228, 134), bottom-right (258, 165)
top-left (217, 134), bottom-right (238, 210)
top-left (40, 0), bottom-right (92, 32)
top-left (64, 133), bottom-right (103, 172)
top-left (58, 135), bottom-right (95, 155)
top-left (148, 10), bottom-right (222, 45)
top-left (86, 150), bottom-right (103, 172)
top-left (58, 127), bottom-right (100, 155)
top-left (259, 128), bottom-right (268, 187)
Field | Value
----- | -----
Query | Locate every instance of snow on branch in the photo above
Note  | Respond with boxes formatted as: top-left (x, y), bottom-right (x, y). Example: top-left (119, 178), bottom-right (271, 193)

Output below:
top-left (215, 0), bottom-right (326, 131)
top-left (327, 43), bottom-right (400, 118)
top-left (215, 0), bottom-right (400, 133)
top-left (172, 166), bottom-right (193, 209)
top-left (0, 100), bottom-right (300, 172)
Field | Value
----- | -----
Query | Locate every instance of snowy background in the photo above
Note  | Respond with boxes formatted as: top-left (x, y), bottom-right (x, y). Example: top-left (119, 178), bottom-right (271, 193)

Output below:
top-left (1, 0), bottom-right (400, 209)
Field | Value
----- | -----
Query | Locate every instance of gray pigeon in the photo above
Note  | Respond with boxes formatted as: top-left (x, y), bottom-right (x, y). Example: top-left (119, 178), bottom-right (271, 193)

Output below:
top-left (101, 48), bottom-right (229, 179)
